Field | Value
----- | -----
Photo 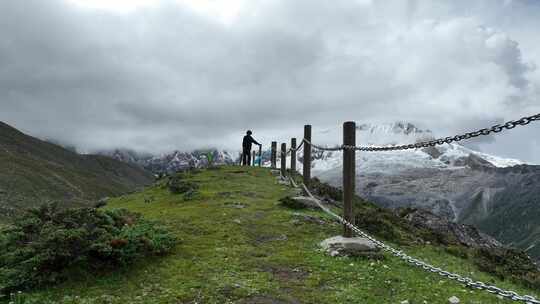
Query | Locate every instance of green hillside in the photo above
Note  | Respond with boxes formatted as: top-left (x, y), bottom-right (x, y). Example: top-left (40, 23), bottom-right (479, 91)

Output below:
top-left (0, 122), bottom-right (154, 220)
top-left (10, 166), bottom-right (539, 304)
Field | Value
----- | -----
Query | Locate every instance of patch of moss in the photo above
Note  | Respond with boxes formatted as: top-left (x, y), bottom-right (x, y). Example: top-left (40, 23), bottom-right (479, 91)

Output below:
top-left (444, 245), bottom-right (470, 259)
top-left (183, 189), bottom-right (200, 201)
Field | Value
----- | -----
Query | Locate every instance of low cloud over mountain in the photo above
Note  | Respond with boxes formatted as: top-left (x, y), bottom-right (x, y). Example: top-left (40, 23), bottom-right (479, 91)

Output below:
top-left (0, 0), bottom-right (539, 162)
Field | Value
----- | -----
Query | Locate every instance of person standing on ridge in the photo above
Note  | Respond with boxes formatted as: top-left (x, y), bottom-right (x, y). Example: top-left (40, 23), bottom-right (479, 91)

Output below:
top-left (242, 130), bottom-right (261, 166)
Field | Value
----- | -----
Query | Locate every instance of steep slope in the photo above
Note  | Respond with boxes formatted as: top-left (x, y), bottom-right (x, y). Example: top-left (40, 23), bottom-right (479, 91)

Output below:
top-left (0, 122), bottom-right (154, 219)
top-left (13, 167), bottom-right (539, 303)
top-left (299, 122), bottom-right (540, 261)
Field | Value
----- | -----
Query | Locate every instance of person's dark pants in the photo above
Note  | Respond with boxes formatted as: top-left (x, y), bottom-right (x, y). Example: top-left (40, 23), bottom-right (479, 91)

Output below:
top-left (242, 149), bottom-right (251, 166)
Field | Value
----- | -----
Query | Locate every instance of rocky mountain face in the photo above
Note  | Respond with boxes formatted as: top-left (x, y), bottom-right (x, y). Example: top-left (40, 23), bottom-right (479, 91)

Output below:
top-left (397, 207), bottom-right (502, 249)
top-left (305, 122), bottom-right (540, 262)
top-left (99, 149), bottom-right (239, 174)
top-left (0, 122), bottom-right (154, 221)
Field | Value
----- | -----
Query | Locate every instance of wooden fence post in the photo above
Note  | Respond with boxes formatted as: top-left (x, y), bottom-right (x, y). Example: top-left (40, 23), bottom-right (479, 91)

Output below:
top-left (281, 143), bottom-right (287, 177)
top-left (258, 145), bottom-right (262, 166)
top-left (303, 125), bottom-right (312, 187)
top-left (290, 138), bottom-right (297, 172)
top-left (252, 150), bottom-right (256, 166)
top-left (271, 141), bottom-right (277, 169)
top-left (343, 121), bottom-right (356, 238)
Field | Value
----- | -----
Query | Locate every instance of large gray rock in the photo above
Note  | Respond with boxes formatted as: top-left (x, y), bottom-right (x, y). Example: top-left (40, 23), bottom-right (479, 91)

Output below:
top-left (320, 236), bottom-right (380, 257)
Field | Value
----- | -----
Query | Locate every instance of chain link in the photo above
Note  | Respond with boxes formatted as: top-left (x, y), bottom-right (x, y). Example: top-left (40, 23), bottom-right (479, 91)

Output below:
top-left (349, 113), bottom-right (540, 151)
top-left (302, 138), bottom-right (345, 151)
top-left (295, 140), bottom-right (304, 151)
top-left (294, 182), bottom-right (540, 304)
top-left (287, 140), bottom-right (305, 153)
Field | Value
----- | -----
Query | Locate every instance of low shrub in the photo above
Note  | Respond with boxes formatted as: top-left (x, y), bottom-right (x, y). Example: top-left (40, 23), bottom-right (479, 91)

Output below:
top-left (0, 203), bottom-right (177, 296)
top-left (279, 196), bottom-right (307, 209)
top-left (310, 177), bottom-right (343, 201)
top-left (473, 247), bottom-right (540, 290)
top-left (444, 245), bottom-right (469, 259)
top-left (168, 176), bottom-right (199, 195)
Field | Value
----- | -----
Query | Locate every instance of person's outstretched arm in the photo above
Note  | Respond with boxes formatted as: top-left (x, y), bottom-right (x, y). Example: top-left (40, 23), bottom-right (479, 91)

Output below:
top-left (250, 135), bottom-right (261, 146)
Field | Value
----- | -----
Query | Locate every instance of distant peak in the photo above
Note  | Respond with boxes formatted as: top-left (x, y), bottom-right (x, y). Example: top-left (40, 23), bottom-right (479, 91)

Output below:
top-left (357, 122), bottom-right (432, 136)
top-left (352, 122), bottom-right (433, 146)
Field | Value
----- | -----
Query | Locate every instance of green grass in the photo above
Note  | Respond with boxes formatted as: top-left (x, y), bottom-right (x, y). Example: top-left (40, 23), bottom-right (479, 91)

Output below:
top-left (10, 166), bottom-right (539, 304)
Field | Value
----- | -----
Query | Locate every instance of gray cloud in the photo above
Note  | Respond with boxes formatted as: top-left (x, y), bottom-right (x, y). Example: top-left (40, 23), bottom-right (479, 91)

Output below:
top-left (0, 0), bottom-right (539, 163)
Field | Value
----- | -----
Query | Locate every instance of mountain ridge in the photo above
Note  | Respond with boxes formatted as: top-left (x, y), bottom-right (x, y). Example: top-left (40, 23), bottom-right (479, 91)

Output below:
top-left (0, 121), bottom-right (154, 220)
top-left (98, 148), bottom-right (238, 174)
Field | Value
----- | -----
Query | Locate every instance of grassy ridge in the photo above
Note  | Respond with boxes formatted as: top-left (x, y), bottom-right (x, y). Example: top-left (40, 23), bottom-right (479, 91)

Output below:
top-left (0, 121), bottom-right (154, 220)
top-left (12, 166), bottom-right (539, 303)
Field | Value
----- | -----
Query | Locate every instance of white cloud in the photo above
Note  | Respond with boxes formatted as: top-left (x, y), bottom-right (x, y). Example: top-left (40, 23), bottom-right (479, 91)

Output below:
top-left (0, 0), bottom-right (539, 162)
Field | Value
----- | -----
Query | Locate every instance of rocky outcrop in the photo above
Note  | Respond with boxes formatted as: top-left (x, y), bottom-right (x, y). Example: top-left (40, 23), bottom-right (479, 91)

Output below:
top-left (397, 208), bottom-right (501, 248)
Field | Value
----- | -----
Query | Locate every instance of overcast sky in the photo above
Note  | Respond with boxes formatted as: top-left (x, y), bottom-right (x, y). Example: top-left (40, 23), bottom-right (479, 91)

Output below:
top-left (1, 0), bottom-right (539, 163)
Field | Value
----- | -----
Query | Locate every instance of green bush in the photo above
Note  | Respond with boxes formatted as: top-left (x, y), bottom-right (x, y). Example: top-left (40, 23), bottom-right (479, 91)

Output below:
top-left (473, 247), bottom-right (540, 290)
top-left (167, 176), bottom-right (199, 195)
top-left (0, 203), bottom-right (177, 296)
top-left (279, 196), bottom-right (307, 209)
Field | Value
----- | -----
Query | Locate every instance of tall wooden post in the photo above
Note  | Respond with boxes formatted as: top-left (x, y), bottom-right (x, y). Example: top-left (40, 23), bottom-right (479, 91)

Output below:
top-left (252, 150), bottom-right (256, 166)
top-left (343, 121), bottom-right (356, 238)
top-left (290, 138), bottom-right (297, 172)
top-left (303, 125), bottom-right (312, 186)
top-left (271, 141), bottom-right (277, 169)
top-left (258, 145), bottom-right (262, 166)
top-left (281, 143), bottom-right (287, 177)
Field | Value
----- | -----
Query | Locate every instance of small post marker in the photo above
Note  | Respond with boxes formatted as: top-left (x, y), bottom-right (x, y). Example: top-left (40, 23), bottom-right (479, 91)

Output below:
top-left (291, 138), bottom-right (297, 172)
top-left (343, 121), bottom-right (356, 238)
top-left (271, 141), bottom-right (277, 169)
top-left (303, 125), bottom-right (312, 187)
top-left (258, 145), bottom-right (262, 166)
top-left (252, 150), bottom-right (256, 166)
top-left (281, 143), bottom-right (287, 177)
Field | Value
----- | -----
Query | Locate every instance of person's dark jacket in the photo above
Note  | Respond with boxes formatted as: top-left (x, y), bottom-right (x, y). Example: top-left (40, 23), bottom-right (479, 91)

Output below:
top-left (242, 135), bottom-right (260, 151)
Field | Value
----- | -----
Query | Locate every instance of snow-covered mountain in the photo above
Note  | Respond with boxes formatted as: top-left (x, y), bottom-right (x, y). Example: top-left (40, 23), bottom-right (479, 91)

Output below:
top-left (308, 122), bottom-right (524, 173)
top-left (292, 122), bottom-right (540, 262)
top-left (99, 149), bottom-right (239, 174)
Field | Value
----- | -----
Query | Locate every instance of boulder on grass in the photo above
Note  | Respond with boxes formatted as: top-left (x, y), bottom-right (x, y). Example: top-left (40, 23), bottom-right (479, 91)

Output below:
top-left (320, 236), bottom-right (381, 258)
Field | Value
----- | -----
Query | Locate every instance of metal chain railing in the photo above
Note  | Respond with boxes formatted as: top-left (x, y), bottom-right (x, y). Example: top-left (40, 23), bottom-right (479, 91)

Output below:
top-left (273, 114), bottom-right (540, 303)
top-left (302, 138), bottom-right (344, 151)
top-left (296, 140), bottom-right (304, 151)
top-left (287, 113), bottom-right (540, 153)
top-left (348, 113), bottom-right (540, 151)
top-left (283, 179), bottom-right (539, 304)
